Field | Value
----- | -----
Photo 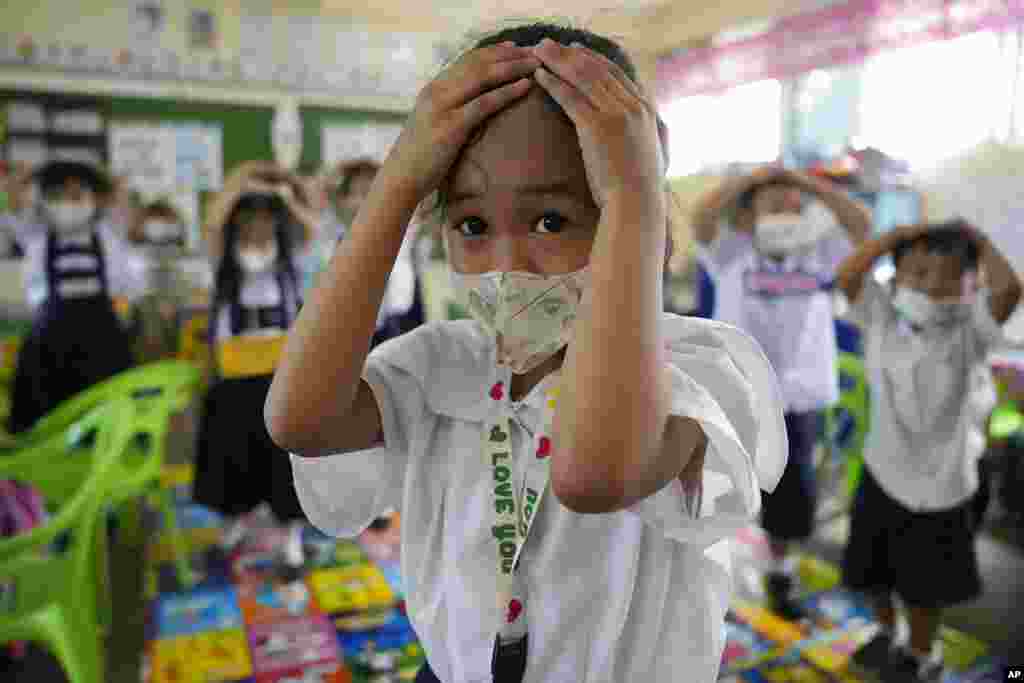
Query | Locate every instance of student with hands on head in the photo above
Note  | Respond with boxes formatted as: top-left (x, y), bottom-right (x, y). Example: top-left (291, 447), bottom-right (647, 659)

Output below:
top-left (834, 219), bottom-right (1021, 682)
top-left (192, 160), bottom-right (319, 564)
top-left (7, 160), bottom-right (138, 434)
top-left (267, 23), bottom-right (787, 683)
top-left (692, 163), bottom-right (871, 618)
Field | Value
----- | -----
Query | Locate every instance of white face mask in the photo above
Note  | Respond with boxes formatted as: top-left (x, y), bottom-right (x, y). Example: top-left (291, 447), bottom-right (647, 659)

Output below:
top-left (449, 268), bottom-right (588, 375)
top-left (892, 286), bottom-right (968, 328)
top-left (236, 243), bottom-right (279, 273)
top-left (45, 200), bottom-right (95, 233)
top-left (755, 213), bottom-right (825, 255)
top-left (144, 220), bottom-right (182, 244)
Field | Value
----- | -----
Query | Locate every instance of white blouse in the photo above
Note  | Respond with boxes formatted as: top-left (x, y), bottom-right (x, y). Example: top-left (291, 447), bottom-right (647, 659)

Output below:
top-left (291, 314), bottom-right (787, 683)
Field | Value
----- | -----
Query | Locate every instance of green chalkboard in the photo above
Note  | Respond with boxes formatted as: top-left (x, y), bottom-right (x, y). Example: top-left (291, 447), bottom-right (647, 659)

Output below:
top-left (2, 88), bottom-right (407, 176)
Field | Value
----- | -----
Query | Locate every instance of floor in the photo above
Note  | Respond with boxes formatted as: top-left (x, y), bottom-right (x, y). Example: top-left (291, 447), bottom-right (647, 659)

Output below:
top-left (7, 414), bottom-right (1024, 681)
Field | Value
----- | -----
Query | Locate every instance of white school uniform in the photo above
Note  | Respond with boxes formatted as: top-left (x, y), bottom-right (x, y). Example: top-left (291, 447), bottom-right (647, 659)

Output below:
top-left (323, 215), bottom-right (418, 329)
top-left (13, 215), bottom-right (144, 309)
top-left (698, 210), bottom-right (852, 414)
top-left (847, 278), bottom-right (1002, 511)
top-left (212, 267), bottom-right (303, 342)
top-left (290, 313), bottom-right (787, 683)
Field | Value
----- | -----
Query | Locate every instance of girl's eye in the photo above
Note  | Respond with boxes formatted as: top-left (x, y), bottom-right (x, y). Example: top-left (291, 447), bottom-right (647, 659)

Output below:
top-left (455, 217), bottom-right (487, 238)
top-left (535, 213), bottom-right (567, 234)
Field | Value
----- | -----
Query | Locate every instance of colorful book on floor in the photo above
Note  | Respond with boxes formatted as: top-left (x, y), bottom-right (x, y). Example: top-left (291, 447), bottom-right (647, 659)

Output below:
top-left (253, 662), bottom-right (352, 683)
top-left (800, 589), bottom-right (875, 631)
top-left (721, 617), bottom-right (785, 675)
top-left (153, 585), bottom-right (244, 639)
top-left (149, 628), bottom-right (253, 683)
top-left (248, 615), bottom-right (344, 677)
top-left (308, 564), bottom-right (396, 617)
top-left (237, 577), bottom-right (320, 625)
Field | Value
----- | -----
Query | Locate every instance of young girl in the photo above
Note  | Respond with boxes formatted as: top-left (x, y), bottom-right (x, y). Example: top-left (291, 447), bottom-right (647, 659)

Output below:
top-left (7, 160), bottom-right (136, 433)
top-left (193, 161), bottom-right (318, 532)
top-left (124, 199), bottom-right (193, 362)
top-left (329, 158), bottom-right (426, 348)
top-left (267, 24), bottom-right (788, 683)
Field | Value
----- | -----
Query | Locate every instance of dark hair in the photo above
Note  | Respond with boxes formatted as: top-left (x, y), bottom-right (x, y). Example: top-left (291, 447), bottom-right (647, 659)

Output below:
top-left (334, 158), bottom-right (381, 197)
top-left (212, 194), bottom-right (301, 324)
top-left (892, 219), bottom-right (979, 273)
top-left (431, 22), bottom-right (675, 266)
top-left (736, 181), bottom-right (801, 212)
top-left (144, 199), bottom-right (183, 223)
top-left (35, 160), bottom-right (112, 196)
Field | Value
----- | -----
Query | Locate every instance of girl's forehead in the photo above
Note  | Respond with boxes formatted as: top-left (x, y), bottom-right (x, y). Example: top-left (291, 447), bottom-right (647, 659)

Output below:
top-left (449, 91), bottom-right (587, 196)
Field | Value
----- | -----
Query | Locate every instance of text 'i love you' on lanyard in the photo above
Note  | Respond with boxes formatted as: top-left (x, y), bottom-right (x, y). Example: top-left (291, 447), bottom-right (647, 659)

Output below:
top-left (485, 366), bottom-right (558, 683)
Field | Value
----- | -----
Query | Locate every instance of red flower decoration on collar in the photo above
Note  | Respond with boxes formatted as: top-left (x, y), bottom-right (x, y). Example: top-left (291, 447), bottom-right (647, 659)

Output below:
top-left (489, 382), bottom-right (505, 401)
top-left (507, 599), bottom-right (523, 623)
top-left (536, 436), bottom-right (551, 459)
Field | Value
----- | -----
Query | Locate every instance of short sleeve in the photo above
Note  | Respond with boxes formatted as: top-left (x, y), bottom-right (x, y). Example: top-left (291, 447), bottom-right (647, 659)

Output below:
top-left (701, 223), bottom-right (753, 275)
top-left (289, 342), bottom-right (429, 538)
top-left (628, 316), bottom-right (788, 549)
top-left (845, 275), bottom-right (891, 329)
top-left (815, 231), bottom-right (854, 281)
top-left (967, 288), bottom-right (1004, 356)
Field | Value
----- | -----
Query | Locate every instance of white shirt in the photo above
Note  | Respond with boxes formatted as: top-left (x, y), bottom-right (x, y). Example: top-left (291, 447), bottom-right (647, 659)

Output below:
top-left (213, 268), bottom-right (301, 342)
top-left (848, 278), bottom-right (1002, 511)
top-left (290, 314), bottom-right (788, 683)
top-left (699, 219), bottom-right (852, 413)
top-left (324, 216), bottom-right (418, 330)
top-left (13, 215), bottom-right (144, 309)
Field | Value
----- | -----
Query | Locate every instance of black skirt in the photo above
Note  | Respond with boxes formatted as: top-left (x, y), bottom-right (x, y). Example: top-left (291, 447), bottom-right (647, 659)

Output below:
top-left (193, 374), bottom-right (306, 522)
top-left (8, 296), bottom-right (134, 434)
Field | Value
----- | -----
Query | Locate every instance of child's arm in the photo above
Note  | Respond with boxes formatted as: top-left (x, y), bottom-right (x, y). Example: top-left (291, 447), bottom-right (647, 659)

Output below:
top-left (533, 42), bottom-right (705, 513)
top-left (835, 224), bottom-right (927, 303)
top-left (265, 43), bottom-right (541, 457)
top-left (782, 169), bottom-right (872, 245)
top-left (691, 172), bottom-right (765, 244)
top-left (970, 227), bottom-right (1022, 324)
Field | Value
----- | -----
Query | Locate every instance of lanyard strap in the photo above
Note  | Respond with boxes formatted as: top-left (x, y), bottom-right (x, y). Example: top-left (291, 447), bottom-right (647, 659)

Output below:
top-left (485, 367), bottom-right (557, 644)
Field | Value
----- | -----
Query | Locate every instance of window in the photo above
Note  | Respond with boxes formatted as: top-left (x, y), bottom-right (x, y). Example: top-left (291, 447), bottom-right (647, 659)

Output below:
top-left (858, 30), bottom-right (1018, 171)
top-left (660, 79), bottom-right (783, 177)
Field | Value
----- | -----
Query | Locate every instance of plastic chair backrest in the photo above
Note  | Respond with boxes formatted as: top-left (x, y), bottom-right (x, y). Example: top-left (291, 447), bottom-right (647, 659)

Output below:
top-left (0, 399), bottom-right (135, 561)
top-left (12, 361), bottom-right (199, 449)
top-left (828, 353), bottom-right (870, 460)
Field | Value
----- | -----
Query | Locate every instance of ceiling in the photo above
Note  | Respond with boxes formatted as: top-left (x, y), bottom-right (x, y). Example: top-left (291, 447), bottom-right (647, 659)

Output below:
top-left (320, 0), bottom-right (806, 61)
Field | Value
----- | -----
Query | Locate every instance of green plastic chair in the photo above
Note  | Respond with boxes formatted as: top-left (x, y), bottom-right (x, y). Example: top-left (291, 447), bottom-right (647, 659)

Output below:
top-left (3, 360), bottom-right (199, 452)
top-left (0, 398), bottom-right (137, 683)
top-left (989, 400), bottom-right (1024, 441)
top-left (3, 361), bottom-right (201, 589)
top-left (824, 352), bottom-right (870, 503)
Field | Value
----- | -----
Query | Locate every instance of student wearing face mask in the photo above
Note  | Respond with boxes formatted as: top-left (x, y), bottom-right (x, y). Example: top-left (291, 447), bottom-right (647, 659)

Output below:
top-left (834, 220), bottom-right (1020, 682)
top-left (7, 161), bottom-right (137, 434)
top-left (693, 166), bottom-right (872, 618)
top-left (193, 161), bottom-right (319, 551)
top-left (125, 200), bottom-right (192, 362)
top-left (326, 158), bottom-right (426, 348)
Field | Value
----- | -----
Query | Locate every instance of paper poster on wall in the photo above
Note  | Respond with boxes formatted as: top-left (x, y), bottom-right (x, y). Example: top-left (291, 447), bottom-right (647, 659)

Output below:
top-left (110, 124), bottom-right (177, 195)
top-left (176, 124), bottom-right (222, 191)
top-left (322, 123), bottom-right (403, 168)
top-left (188, 9), bottom-right (217, 50)
top-left (132, 2), bottom-right (166, 43)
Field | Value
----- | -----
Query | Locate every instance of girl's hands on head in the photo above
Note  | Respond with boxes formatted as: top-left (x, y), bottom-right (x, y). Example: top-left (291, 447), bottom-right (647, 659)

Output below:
top-left (380, 42), bottom-right (541, 203)
top-left (530, 39), bottom-right (665, 215)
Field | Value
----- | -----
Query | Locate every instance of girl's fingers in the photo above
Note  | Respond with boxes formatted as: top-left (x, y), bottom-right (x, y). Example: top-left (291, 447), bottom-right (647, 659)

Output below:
top-left (533, 67), bottom-right (594, 124)
top-left (569, 42), bottom-right (648, 106)
top-left (453, 77), bottom-right (534, 134)
top-left (532, 39), bottom-right (618, 110)
top-left (437, 45), bottom-right (540, 110)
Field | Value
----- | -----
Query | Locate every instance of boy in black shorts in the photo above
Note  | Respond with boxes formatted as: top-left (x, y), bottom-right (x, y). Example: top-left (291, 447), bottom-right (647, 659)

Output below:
top-left (835, 219), bottom-right (1021, 681)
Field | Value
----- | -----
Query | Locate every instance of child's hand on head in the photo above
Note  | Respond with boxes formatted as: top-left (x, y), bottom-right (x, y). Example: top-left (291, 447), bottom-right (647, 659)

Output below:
top-left (531, 39), bottom-right (665, 213)
top-left (382, 42), bottom-right (541, 202)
